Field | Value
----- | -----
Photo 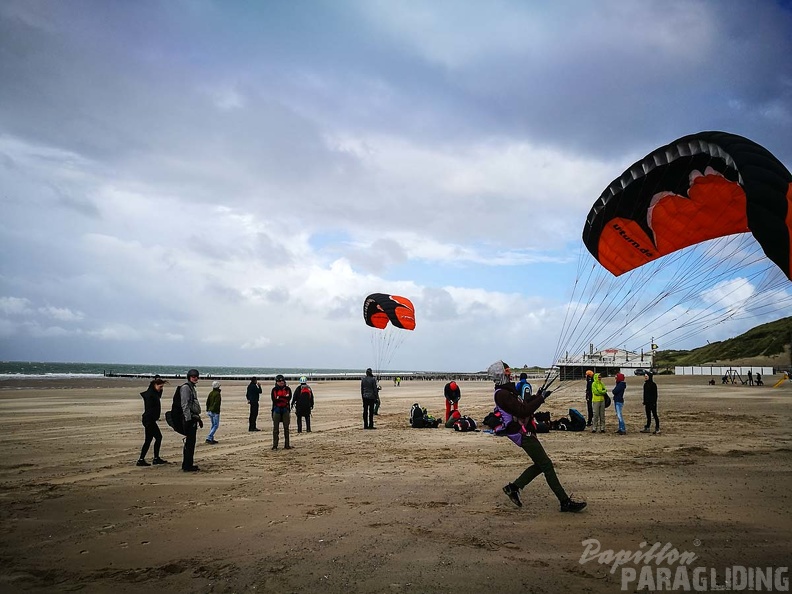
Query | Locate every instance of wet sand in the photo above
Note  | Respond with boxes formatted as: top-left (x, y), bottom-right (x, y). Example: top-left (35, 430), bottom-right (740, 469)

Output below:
top-left (0, 375), bottom-right (790, 593)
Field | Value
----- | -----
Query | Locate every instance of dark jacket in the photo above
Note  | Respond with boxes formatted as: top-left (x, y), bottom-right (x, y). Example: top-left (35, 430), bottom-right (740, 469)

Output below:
top-left (292, 384), bottom-right (314, 415)
top-left (361, 376), bottom-right (379, 400)
top-left (585, 376), bottom-right (593, 401)
top-left (612, 381), bottom-right (626, 404)
top-left (206, 388), bottom-right (221, 414)
top-left (271, 385), bottom-right (292, 409)
top-left (493, 382), bottom-right (545, 442)
top-left (246, 381), bottom-right (262, 403)
top-left (643, 377), bottom-right (658, 406)
top-left (140, 383), bottom-right (162, 423)
top-left (443, 382), bottom-right (461, 403)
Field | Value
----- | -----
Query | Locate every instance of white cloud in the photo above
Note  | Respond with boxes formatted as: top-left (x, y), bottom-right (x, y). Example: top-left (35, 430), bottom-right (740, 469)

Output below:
top-left (1, 1), bottom-right (790, 369)
top-left (0, 296), bottom-right (33, 315)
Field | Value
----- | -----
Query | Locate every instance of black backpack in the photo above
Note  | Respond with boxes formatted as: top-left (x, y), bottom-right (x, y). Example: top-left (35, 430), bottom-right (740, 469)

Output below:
top-left (165, 383), bottom-right (188, 435)
top-left (453, 415), bottom-right (478, 432)
top-left (410, 403), bottom-right (425, 428)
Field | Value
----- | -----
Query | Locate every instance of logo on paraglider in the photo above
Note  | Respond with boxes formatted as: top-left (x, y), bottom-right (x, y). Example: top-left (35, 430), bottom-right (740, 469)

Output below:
top-left (612, 223), bottom-right (655, 258)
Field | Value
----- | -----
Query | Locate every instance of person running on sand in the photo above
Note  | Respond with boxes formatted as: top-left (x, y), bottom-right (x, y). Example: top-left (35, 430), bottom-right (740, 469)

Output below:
top-left (490, 360), bottom-right (587, 513)
top-left (137, 377), bottom-right (169, 466)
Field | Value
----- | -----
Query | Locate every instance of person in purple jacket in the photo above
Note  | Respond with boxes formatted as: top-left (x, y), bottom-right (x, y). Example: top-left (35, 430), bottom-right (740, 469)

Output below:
top-left (488, 360), bottom-right (586, 513)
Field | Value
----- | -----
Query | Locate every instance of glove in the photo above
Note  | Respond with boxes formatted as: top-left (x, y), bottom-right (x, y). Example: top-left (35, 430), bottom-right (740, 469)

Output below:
top-left (197, 418), bottom-right (204, 428)
top-left (539, 389), bottom-right (552, 400)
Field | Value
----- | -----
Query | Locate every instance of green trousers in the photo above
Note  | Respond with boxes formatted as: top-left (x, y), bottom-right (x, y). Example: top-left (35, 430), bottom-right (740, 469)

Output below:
top-left (514, 437), bottom-right (568, 502)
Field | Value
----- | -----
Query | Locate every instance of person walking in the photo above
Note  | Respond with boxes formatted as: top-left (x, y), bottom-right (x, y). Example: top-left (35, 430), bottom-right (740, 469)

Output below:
top-left (292, 376), bottom-right (314, 433)
top-left (443, 380), bottom-right (461, 421)
top-left (591, 373), bottom-right (607, 433)
top-left (584, 370), bottom-right (594, 427)
top-left (640, 371), bottom-right (660, 434)
top-left (747, 369), bottom-right (753, 386)
top-left (271, 374), bottom-right (293, 449)
top-left (137, 377), bottom-right (169, 466)
top-left (613, 373), bottom-right (627, 435)
top-left (489, 360), bottom-right (586, 513)
top-left (180, 369), bottom-right (203, 472)
top-left (246, 377), bottom-right (262, 432)
top-left (361, 368), bottom-right (379, 429)
top-left (205, 380), bottom-right (222, 444)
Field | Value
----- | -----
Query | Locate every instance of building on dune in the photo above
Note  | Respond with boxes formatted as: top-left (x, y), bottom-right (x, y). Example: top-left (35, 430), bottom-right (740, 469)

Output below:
top-left (555, 346), bottom-right (653, 380)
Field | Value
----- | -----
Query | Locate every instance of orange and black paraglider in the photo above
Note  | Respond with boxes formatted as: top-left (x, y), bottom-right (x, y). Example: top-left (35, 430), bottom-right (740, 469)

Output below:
top-left (363, 293), bottom-right (415, 378)
top-left (363, 293), bottom-right (416, 331)
top-left (582, 131), bottom-right (792, 280)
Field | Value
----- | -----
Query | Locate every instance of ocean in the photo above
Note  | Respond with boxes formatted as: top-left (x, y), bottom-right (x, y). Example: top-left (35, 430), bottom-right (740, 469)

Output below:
top-left (0, 361), bottom-right (417, 380)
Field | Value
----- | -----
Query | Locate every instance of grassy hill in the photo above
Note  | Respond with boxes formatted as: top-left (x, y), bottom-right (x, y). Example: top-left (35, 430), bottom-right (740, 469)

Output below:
top-left (654, 316), bottom-right (792, 371)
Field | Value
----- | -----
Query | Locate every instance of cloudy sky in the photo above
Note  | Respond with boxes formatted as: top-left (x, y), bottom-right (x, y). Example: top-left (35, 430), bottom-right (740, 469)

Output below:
top-left (2, 0), bottom-right (791, 372)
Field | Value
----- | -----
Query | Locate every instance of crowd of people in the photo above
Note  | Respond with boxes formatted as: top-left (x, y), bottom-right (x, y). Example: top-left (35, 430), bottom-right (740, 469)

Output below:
top-left (136, 370), bottom-right (317, 471)
top-left (135, 363), bottom-right (673, 513)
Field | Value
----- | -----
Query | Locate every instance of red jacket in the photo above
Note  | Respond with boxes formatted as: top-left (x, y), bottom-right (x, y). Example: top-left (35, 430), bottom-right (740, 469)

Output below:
top-left (271, 385), bottom-right (292, 409)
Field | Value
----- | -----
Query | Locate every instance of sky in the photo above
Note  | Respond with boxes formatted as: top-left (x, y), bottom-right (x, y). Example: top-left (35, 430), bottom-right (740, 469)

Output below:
top-left (1, 0), bottom-right (791, 372)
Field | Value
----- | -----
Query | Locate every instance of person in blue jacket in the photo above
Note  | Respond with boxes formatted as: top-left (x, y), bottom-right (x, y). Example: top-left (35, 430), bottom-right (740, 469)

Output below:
top-left (613, 373), bottom-right (627, 435)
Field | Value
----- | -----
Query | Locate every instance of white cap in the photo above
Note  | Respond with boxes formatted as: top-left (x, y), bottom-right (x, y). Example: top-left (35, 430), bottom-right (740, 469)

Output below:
top-left (212, 381), bottom-right (221, 389)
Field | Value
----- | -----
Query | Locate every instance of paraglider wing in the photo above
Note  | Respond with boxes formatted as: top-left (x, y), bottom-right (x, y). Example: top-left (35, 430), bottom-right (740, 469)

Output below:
top-left (583, 131), bottom-right (792, 280)
top-left (363, 293), bottom-right (416, 331)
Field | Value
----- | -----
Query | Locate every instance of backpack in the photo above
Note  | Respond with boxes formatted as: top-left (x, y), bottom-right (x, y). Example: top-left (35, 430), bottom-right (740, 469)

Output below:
top-left (165, 383), bottom-right (188, 435)
top-left (423, 411), bottom-right (441, 428)
top-left (410, 403), bottom-right (425, 428)
top-left (453, 415), bottom-right (478, 432)
top-left (568, 408), bottom-right (586, 431)
top-left (534, 411), bottom-right (551, 423)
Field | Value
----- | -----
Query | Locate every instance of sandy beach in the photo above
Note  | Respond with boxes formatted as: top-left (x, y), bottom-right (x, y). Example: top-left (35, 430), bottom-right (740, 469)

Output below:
top-left (0, 374), bottom-right (790, 593)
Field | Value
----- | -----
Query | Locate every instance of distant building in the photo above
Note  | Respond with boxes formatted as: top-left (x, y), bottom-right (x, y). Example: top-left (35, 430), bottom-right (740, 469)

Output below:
top-left (555, 347), bottom-right (653, 380)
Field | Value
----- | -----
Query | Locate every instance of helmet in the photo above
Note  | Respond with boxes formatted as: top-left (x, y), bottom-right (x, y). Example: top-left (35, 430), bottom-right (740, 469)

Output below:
top-left (275, 374), bottom-right (285, 382)
top-left (585, 370), bottom-right (594, 377)
top-left (299, 375), bottom-right (307, 384)
top-left (449, 381), bottom-right (457, 390)
top-left (615, 373), bottom-right (625, 382)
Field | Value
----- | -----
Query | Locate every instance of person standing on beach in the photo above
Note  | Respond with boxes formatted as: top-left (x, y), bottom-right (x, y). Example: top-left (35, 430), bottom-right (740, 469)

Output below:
top-left (373, 375), bottom-right (383, 415)
top-left (641, 371), bottom-right (660, 434)
top-left (443, 381), bottom-right (461, 421)
top-left (584, 370), bottom-right (594, 427)
top-left (271, 374), bottom-right (293, 450)
top-left (515, 372), bottom-right (532, 401)
top-left (361, 368), bottom-right (379, 429)
top-left (205, 381), bottom-right (221, 444)
top-left (246, 377), bottom-right (262, 432)
top-left (591, 373), bottom-right (607, 433)
top-left (292, 376), bottom-right (314, 433)
top-left (613, 373), bottom-right (627, 435)
top-left (181, 369), bottom-right (203, 472)
top-left (137, 377), bottom-right (169, 466)
top-left (490, 360), bottom-right (586, 513)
